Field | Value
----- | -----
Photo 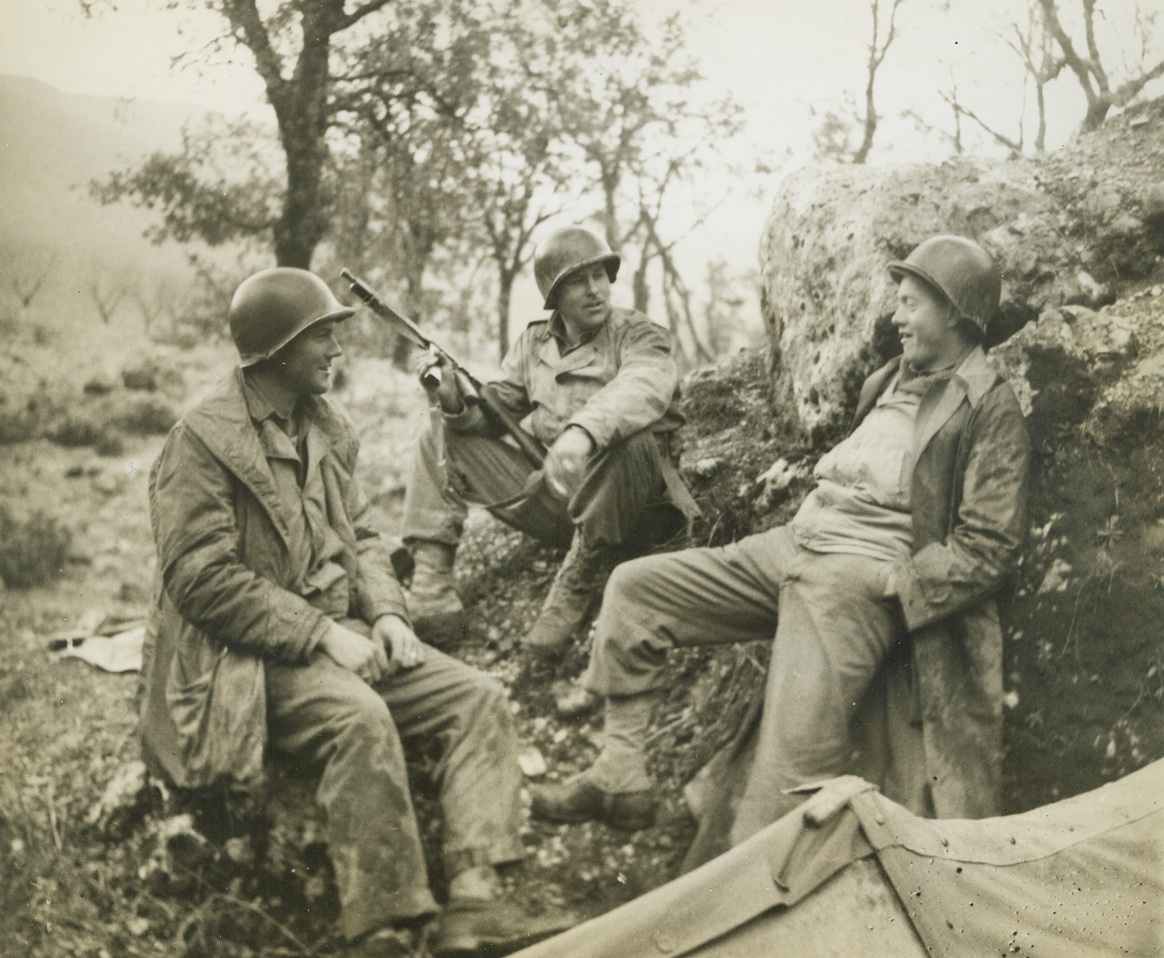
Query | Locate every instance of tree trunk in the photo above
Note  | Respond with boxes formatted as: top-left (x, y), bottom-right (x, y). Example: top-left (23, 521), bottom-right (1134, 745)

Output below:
top-left (1080, 98), bottom-right (1110, 133)
top-left (852, 77), bottom-right (877, 164)
top-left (227, 0), bottom-right (337, 270)
top-left (633, 255), bottom-right (650, 313)
top-left (271, 49), bottom-right (331, 268)
top-left (497, 272), bottom-right (513, 361)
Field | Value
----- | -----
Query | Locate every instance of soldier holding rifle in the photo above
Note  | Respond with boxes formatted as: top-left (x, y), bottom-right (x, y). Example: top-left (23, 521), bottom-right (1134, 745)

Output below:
top-left (386, 226), bottom-right (698, 654)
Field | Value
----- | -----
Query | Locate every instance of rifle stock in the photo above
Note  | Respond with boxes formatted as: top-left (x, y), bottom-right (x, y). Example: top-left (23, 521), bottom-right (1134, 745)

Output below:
top-left (340, 269), bottom-right (546, 467)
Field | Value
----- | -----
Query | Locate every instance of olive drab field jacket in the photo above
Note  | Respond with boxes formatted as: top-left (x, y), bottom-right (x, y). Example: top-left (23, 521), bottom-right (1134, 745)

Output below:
top-left (853, 345), bottom-right (1031, 818)
top-left (139, 369), bottom-right (408, 789)
top-left (445, 307), bottom-right (686, 450)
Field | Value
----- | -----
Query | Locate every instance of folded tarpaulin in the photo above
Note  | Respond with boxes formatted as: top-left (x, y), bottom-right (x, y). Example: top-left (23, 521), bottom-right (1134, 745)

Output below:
top-left (513, 760), bottom-right (1163, 958)
top-left (857, 759), bottom-right (1163, 958)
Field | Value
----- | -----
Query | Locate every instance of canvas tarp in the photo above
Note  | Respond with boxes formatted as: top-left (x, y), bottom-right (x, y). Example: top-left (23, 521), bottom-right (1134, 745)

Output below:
top-left (514, 760), bottom-right (1163, 958)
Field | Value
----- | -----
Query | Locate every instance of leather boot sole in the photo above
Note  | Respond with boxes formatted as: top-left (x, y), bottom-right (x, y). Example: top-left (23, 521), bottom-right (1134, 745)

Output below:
top-left (431, 899), bottom-right (575, 957)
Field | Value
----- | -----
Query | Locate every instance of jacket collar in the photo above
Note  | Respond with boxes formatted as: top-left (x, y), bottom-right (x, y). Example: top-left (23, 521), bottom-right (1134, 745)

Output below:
top-left (537, 309), bottom-right (613, 375)
top-left (913, 346), bottom-right (998, 458)
top-left (854, 347), bottom-right (999, 458)
top-left (944, 345), bottom-right (997, 408)
top-left (180, 369), bottom-right (348, 545)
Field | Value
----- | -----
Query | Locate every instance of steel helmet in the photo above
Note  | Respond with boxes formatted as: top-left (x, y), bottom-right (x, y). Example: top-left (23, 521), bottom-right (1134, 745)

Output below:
top-left (887, 235), bottom-right (1001, 335)
top-left (533, 227), bottom-right (621, 309)
top-left (228, 268), bottom-right (354, 367)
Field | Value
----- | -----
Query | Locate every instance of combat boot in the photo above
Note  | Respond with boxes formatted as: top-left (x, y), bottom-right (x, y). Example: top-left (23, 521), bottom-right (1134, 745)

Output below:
top-left (407, 541), bottom-right (465, 644)
top-left (529, 777), bottom-right (657, 831)
top-left (522, 532), bottom-right (615, 655)
top-left (431, 897), bottom-right (575, 957)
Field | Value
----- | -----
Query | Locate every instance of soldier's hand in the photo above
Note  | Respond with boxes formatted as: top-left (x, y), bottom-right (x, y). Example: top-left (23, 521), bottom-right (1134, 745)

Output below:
top-left (320, 621), bottom-right (390, 685)
top-left (416, 348), bottom-right (463, 413)
top-left (544, 426), bottom-right (595, 500)
top-left (372, 614), bottom-right (426, 673)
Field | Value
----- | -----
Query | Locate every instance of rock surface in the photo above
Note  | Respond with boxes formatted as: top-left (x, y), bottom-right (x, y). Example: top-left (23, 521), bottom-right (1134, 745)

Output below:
top-left (760, 97), bottom-right (1164, 441)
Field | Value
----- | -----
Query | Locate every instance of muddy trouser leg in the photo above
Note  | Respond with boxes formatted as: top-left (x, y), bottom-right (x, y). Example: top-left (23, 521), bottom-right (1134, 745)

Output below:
top-left (567, 430), bottom-right (676, 550)
top-left (264, 655), bottom-right (439, 941)
top-left (575, 528), bottom-right (803, 791)
top-left (376, 646), bottom-right (525, 881)
top-left (401, 411), bottom-right (574, 550)
top-left (728, 550), bottom-right (900, 845)
top-left (580, 527), bottom-right (809, 698)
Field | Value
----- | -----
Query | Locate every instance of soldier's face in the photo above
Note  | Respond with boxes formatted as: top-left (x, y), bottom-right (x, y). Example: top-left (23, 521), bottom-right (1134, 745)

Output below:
top-left (892, 276), bottom-right (960, 371)
top-left (272, 319), bottom-right (343, 395)
top-left (556, 263), bottom-right (612, 341)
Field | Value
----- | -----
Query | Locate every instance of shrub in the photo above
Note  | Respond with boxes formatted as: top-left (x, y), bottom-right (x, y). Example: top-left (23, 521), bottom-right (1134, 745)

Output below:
top-left (46, 412), bottom-right (108, 448)
top-left (0, 386), bottom-right (62, 445)
top-left (0, 507), bottom-right (72, 588)
top-left (0, 405), bottom-right (39, 444)
top-left (109, 395), bottom-right (177, 436)
top-left (95, 432), bottom-right (125, 457)
top-left (120, 365), bottom-right (159, 392)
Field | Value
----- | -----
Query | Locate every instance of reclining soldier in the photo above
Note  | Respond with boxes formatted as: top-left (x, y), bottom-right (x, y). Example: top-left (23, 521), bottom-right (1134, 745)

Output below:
top-left (139, 268), bottom-right (568, 957)
top-left (531, 235), bottom-right (1031, 836)
top-left (402, 225), bottom-right (698, 653)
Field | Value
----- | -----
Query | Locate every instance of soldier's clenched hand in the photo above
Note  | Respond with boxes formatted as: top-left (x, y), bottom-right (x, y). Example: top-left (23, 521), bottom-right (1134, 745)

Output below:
top-left (319, 621), bottom-right (390, 684)
top-left (543, 425), bottom-right (595, 500)
top-left (373, 614), bottom-right (426, 673)
top-left (416, 348), bottom-right (463, 413)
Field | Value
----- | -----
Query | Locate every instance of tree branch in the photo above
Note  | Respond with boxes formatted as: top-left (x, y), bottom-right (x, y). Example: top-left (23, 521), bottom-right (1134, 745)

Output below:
top-left (337, 0), bottom-right (395, 32)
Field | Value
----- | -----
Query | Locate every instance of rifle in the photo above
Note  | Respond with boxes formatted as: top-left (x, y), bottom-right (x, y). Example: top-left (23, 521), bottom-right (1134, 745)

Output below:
top-left (340, 269), bottom-right (546, 468)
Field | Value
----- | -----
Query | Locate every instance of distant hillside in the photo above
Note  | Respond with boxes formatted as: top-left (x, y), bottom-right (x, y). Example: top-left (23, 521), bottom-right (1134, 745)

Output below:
top-left (0, 73), bottom-right (206, 266)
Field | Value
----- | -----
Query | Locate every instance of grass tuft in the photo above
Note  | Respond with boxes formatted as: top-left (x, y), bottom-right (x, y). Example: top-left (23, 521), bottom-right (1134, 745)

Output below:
top-left (0, 506), bottom-right (72, 588)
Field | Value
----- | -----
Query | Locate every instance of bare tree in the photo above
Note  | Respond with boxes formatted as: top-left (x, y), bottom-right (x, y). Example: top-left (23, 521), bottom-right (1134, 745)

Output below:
top-left (5, 247), bottom-right (57, 311)
top-left (1002, 2), bottom-right (1068, 151)
top-left (1037, 0), bottom-right (1164, 131)
top-left (132, 275), bottom-right (177, 336)
top-left (853, 0), bottom-right (911, 163)
top-left (88, 273), bottom-right (128, 325)
top-left (906, 76), bottom-right (1023, 156)
top-left (536, 2), bottom-right (748, 329)
top-left (811, 0), bottom-right (910, 164)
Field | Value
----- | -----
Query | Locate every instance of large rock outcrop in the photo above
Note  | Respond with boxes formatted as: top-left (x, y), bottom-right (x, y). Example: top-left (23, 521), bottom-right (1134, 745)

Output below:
top-left (761, 97), bottom-right (1164, 441)
top-left (754, 97), bottom-right (1164, 806)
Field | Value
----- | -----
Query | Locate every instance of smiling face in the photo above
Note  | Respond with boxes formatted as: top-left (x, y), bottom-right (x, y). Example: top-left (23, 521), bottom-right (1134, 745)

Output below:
top-left (892, 275), bottom-right (966, 372)
top-left (555, 262), bottom-right (612, 343)
top-left (271, 318), bottom-right (344, 396)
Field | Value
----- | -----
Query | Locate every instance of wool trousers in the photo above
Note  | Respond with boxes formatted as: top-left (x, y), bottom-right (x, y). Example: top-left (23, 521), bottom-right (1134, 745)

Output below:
top-left (581, 525), bottom-right (904, 843)
top-left (401, 413), bottom-right (679, 551)
top-left (264, 638), bottom-right (524, 940)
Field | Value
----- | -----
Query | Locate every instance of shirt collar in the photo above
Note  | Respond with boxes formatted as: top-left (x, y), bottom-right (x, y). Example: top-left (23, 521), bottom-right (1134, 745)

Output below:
top-left (242, 369), bottom-right (298, 426)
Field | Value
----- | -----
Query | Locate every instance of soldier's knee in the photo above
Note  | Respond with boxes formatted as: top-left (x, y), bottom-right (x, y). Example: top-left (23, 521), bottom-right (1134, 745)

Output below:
top-left (604, 554), bottom-right (664, 607)
top-left (605, 557), bottom-right (637, 597)
top-left (471, 671), bottom-right (507, 707)
top-left (337, 686), bottom-right (394, 742)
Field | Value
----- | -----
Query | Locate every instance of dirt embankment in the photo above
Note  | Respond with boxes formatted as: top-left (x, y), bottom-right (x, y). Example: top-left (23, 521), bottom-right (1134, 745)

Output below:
top-left (3, 100), bottom-right (1163, 958)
